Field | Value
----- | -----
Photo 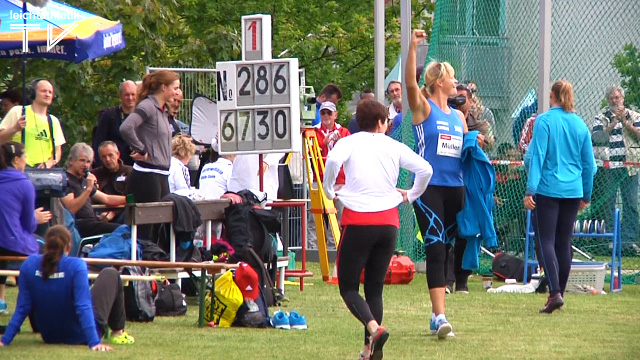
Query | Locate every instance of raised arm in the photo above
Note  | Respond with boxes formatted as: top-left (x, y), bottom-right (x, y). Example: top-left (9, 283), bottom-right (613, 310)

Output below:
top-left (406, 29), bottom-right (431, 124)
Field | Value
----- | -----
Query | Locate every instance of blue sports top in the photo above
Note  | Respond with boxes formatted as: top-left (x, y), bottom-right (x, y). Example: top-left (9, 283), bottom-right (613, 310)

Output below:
top-left (413, 99), bottom-right (464, 187)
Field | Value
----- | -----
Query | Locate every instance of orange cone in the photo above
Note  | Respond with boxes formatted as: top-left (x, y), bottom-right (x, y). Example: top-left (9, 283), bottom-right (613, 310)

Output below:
top-left (326, 262), bottom-right (339, 285)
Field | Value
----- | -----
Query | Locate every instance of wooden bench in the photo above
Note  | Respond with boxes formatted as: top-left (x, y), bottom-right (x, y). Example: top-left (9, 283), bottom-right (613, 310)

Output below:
top-left (0, 255), bottom-right (237, 328)
top-left (127, 199), bottom-right (300, 294)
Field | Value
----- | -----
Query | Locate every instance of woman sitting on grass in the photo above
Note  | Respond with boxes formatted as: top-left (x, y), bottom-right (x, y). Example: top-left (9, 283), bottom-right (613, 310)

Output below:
top-left (0, 225), bottom-right (134, 351)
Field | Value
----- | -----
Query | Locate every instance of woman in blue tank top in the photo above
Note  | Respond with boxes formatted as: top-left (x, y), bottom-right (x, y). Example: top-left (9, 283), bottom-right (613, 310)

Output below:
top-left (406, 29), bottom-right (485, 339)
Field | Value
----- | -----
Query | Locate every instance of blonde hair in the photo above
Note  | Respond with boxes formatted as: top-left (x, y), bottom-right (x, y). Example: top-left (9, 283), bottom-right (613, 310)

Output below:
top-left (423, 61), bottom-right (455, 97)
top-left (551, 80), bottom-right (574, 112)
top-left (172, 134), bottom-right (196, 159)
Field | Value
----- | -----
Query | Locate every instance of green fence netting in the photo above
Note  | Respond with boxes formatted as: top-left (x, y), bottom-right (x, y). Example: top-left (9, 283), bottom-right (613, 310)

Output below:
top-left (394, 0), bottom-right (640, 282)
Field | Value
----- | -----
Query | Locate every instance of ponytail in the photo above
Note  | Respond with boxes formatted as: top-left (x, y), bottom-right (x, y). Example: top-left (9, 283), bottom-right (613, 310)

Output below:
top-left (41, 225), bottom-right (71, 280)
top-left (136, 70), bottom-right (180, 106)
top-left (0, 141), bottom-right (24, 170)
top-left (551, 80), bottom-right (575, 112)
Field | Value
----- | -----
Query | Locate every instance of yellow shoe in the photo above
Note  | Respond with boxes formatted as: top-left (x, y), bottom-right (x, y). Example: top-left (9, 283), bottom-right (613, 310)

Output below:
top-left (110, 331), bottom-right (135, 345)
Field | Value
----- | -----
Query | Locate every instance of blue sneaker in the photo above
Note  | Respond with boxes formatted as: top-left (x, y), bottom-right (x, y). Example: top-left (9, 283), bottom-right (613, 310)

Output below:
top-left (288, 310), bottom-right (307, 330)
top-left (0, 300), bottom-right (8, 315)
top-left (270, 310), bottom-right (290, 330)
top-left (435, 317), bottom-right (452, 339)
top-left (430, 318), bottom-right (455, 337)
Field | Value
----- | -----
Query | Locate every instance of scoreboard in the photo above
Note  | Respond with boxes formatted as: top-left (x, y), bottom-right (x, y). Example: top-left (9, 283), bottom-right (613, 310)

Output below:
top-left (216, 14), bottom-right (300, 154)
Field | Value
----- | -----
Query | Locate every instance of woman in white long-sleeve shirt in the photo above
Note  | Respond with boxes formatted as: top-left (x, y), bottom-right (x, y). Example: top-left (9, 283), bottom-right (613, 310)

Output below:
top-left (168, 134), bottom-right (196, 196)
top-left (323, 99), bottom-right (433, 360)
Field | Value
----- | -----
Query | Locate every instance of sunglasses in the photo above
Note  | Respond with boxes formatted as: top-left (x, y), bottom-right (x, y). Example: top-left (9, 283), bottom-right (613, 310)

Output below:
top-left (320, 109), bottom-right (334, 116)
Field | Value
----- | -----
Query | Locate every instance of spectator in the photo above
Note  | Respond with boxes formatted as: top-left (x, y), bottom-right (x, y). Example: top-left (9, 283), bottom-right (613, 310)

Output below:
top-left (60, 143), bottom-right (125, 238)
top-left (120, 70), bottom-right (181, 239)
top-left (168, 89), bottom-right (189, 136)
top-left (0, 225), bottom-right (134, 350)
top-left (387, 80), bottom-right (402, 122)
top-left (406, 29), bottom-right (484, 339)
top-left (592, 84), bottom-right (640, 248)
top-left (312, 84), bottom-right (343, 126)
top-left (524, 80), bottom-right (596, 313)
top-left (453, 83), bottom-right (495, 149)
top-left (198, 136), bottom-right (236, 200)
top-left (0, 89), bottom-right (22, 118)
top-left (92, 80), bottom-right (137, 167)
top-left (323, 99), bottom-right (432, 360)
top-left (0, 79), bottom-right (65, 169)
top-left (518, 113), bottom-right (538, 153)
top-left (0, 141), bottom-right (51, 314)
top-left (91, 141), bottom-right (132, 223)
top-left (347, 89), bottom-right (375, 134)
top-left (308, 101), bottom-right (351, 250)
top-left (227, 153), bottom-right (282, 202)
top-left (169, 134), bottom-right (196, 195)
top-left (467, 80), bottom-right (496, 132)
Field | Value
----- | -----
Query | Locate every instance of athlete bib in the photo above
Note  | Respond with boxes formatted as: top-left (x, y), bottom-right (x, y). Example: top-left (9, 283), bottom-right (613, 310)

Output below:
top-left (436, 133), bottom-right (462, 158)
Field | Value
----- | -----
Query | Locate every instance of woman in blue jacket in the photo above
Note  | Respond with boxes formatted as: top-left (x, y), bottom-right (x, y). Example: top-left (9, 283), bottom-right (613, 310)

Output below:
top-left (0, 142), bottom-right (50, 314)
top-left (0, 225), bottom-right (134, 350)
top-left (524, 80), bottom-right (597, 313)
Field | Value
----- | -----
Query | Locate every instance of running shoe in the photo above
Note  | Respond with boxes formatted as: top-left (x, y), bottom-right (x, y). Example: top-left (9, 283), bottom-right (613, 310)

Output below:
top-left (270, 310), bottom-right (291, 330)
top-left (110, 331), bottom-right (135, 345)
top-left (0, 299), bottom-right (8, 315)
top-left (435, 317), bottom-right (452, 339)
top-left (288, 310), bottom-right (307, 330)
top-left (369, 327), bottom-right (389, 360)
top-left (539, 293), bottom-right (564, 314)
top-left (430, 318), bottom-right (455, 337)
top-left (358, 344), bottom-right (371, 360)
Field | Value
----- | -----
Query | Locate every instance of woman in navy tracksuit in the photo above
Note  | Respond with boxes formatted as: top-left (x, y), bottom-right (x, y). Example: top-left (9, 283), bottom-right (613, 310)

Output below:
top-left (524, 80), bottom-right (596, 313)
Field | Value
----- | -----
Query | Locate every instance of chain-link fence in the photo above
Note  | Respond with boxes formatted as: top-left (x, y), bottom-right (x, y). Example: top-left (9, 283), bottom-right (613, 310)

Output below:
top-left (395, 0), bottom-right (640, 282)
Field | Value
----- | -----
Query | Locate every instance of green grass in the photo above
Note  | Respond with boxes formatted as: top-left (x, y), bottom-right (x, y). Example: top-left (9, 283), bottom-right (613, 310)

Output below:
top-left (1, 262), bottom-right (639, 359)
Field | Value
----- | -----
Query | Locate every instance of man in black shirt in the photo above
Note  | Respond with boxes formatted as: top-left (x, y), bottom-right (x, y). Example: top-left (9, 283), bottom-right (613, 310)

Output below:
top-left (91, 141), bottom-right (132, 223)
top-left (61, 143), bottom-right (125, 238)
top-left (92, 80), bottom-right (137, 166)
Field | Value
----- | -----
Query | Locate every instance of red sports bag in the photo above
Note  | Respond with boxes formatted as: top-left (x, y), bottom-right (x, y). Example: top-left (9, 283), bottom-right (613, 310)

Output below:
top-left (360, 252), bottom-right (416, 285)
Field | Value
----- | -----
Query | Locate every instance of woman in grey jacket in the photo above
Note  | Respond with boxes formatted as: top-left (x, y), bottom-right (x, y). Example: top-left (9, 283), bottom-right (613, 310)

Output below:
top-left (120, 70), bottom-right (180, 238)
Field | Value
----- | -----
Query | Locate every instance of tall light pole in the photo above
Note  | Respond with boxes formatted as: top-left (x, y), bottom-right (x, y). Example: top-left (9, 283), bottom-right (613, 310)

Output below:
top-left (374, 0), bottom-right (385, 102)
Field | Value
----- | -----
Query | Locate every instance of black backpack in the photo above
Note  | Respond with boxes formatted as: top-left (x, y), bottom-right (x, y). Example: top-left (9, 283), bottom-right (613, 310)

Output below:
top-left (120, 266), bottom-right (156, 322)
top-left (233, 289), bottom-right (270, 328)
top-left (155, 282), bottom-right (187, 316)
top-left (492, 252), bottom-right (531, 282)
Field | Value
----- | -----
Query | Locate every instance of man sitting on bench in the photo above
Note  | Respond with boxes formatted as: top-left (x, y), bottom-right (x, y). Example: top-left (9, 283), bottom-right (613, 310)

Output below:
top-left (61, 143), bottom-right (125, 238)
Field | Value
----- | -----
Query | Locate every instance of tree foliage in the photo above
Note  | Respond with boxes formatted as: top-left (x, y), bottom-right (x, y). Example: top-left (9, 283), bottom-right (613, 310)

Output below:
top-left (612, 43), bottom-right (640, 109)
top-left (0, 0), bottom-right (434, 148)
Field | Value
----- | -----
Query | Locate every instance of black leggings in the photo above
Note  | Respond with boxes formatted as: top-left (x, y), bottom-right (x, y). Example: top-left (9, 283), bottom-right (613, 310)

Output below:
top-left (91, 267), bottom-right (126, 338)
top-left (337, 224), bottom-right (397, 345)
top-left (413, 185), bottom-right (465, 289)
top-left (532, 194), bottom-right (581, 297)
top-left (127, 169), bottom-right (169, 239)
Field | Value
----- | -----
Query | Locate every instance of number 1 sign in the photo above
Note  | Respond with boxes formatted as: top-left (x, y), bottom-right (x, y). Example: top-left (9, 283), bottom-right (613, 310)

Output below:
top-left (242, 15), bottom-right (272, 61)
